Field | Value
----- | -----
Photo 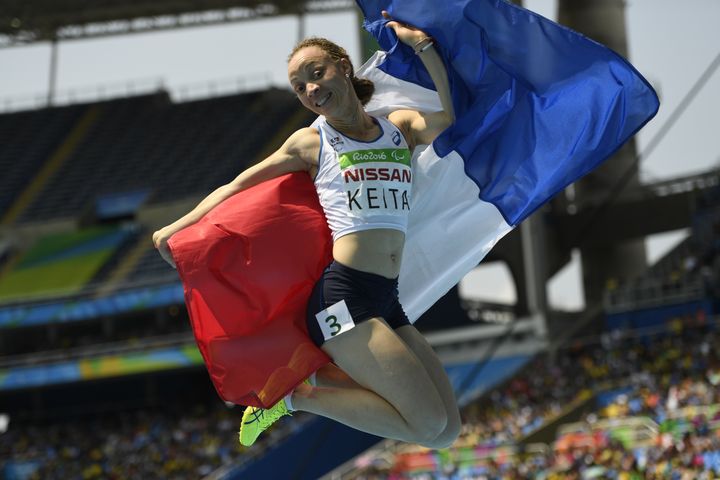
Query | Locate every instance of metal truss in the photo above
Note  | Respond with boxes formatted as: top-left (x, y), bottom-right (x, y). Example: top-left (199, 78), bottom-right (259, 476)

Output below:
top-left (0, 0), bottom-right (355, 48)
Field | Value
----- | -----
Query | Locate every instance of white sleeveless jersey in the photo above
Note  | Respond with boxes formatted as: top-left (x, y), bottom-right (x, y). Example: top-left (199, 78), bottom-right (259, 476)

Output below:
top-left (314, 116), bottom-right (412, 241)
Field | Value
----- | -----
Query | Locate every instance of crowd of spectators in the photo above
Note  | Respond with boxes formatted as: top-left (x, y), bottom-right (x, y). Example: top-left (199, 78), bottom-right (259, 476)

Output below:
top-left (346, 317), bottom-right (720, 479)
top-left (452, 314), bottom-right (716, 450)
top-left (0, 401), bottom-right (317, 479)
top-left (2, 315), bottom-right (717, 479)
top-left (1, 404), bottom-right (237, 479)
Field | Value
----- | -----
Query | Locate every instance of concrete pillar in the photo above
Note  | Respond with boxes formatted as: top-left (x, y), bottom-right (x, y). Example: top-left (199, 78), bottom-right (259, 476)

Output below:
top-left (47, 36), bottom-right (59, 107)
top-left (489, 229), bottom-right (529, 316)
top-left (512, 0), bottom-right (550, 333)
top-left (521, 213), bottom-right (549, 337)
top-left (558, 0), bottom-right (647, 306)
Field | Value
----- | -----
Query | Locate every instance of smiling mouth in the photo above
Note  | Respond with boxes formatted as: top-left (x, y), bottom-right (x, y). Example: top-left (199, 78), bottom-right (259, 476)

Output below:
top-left (315, 92), bottom-right (332, 107)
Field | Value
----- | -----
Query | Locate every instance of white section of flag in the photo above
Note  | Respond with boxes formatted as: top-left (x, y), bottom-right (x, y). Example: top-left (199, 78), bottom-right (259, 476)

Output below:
top-left (357, 52), bottom-right (514, 323)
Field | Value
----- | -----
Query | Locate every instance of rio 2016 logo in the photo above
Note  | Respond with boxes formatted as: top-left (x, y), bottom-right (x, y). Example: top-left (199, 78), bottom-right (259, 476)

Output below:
top-left (352, 151), bottom-right (387, 161)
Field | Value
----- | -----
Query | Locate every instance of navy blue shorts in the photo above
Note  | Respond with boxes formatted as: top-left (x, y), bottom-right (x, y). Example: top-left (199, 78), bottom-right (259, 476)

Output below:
top-left (306, 261), bottom-right (411, 346)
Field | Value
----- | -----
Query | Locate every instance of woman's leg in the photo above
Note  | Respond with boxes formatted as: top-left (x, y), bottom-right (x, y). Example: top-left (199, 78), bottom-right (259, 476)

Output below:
top-left (313, 362), bottom-right (362, 389)
top-left (308, 325), bottom-right (461, 448)
top-left (394, 324), bottom-right (461, 448)
top-left (291, 317), bottom-right (449, 447)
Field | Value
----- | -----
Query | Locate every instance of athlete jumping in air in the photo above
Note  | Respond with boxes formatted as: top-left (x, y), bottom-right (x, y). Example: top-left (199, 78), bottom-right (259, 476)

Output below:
top-left (154, 11), bottom-right (461, 448)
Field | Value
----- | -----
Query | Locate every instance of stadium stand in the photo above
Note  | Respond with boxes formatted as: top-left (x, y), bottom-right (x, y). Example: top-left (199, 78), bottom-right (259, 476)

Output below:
top-left (0, 104), bottom-right (87, 219)
top-left (1, 88), bottom-right (719, 479)
top-left (15, 89), bottom-right (315, 224)
top-left (122, 238), bottom-right (178, 285)
top-left (0, 225), bottom-right (137, 302)
top-left (0, 88), bottom-right (322, 479)
top-left (2, 0), bottom-right (719, 475)
top-left (604, 188), bottom-right (720, 316)
top-left (1, 308), bottom-right (717, 478)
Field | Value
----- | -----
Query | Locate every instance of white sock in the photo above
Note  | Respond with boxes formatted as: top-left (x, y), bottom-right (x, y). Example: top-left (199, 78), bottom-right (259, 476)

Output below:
top-left (284, 393), bottom-right (295, 412)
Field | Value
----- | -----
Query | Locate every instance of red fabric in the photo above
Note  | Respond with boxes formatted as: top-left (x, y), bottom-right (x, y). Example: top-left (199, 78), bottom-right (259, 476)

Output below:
top-left (168, 173), bottom-right (332, 408)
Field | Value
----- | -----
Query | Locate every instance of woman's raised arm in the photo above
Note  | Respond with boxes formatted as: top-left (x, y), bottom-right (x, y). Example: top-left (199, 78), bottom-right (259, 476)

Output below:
top-left (384, 11), bottom-right (455, 148)
top-left (152, 127), bottom-right (319, 267)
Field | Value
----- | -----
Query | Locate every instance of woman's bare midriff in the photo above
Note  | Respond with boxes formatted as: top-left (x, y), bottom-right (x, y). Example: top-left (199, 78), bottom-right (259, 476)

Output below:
top-left (332, 229), bottom-right (405, 279)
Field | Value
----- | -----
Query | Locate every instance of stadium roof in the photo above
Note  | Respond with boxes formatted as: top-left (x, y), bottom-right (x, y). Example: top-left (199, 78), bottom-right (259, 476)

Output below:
top-left (0, 0), bottom-right (355, 47)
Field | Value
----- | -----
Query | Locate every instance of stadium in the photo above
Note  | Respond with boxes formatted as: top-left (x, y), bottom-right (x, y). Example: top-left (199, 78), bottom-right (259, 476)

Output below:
top-left (0, 0), bottom-right (719, 479)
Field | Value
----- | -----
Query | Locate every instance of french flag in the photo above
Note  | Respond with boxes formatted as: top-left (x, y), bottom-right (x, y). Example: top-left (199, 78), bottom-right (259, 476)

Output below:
top-left (170, 0), bottom-right (659, 408)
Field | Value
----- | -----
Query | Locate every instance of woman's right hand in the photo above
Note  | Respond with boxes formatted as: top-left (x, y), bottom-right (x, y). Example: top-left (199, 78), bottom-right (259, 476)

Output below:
top-left (382, 11), bottom-right (431, 52)
top-left (152, 228), bottom-right (177, 269)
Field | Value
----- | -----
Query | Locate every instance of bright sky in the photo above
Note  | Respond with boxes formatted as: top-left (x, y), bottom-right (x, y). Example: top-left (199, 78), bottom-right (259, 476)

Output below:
top-left (1, 0), bottom-right (718, 310)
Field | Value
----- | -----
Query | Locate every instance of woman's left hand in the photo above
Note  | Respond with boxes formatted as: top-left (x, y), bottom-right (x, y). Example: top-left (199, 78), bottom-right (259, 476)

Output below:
top-left (382, 10), bottom-right (430, 50)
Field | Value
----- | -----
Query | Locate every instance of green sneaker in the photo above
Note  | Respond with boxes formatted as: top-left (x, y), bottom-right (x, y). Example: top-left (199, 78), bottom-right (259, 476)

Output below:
top-left (238, 398), bottom-right (291, 447)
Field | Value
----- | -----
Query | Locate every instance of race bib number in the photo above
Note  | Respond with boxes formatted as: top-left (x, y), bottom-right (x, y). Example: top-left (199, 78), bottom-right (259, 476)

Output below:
top-left (315, 300), bottom-right (355, 341)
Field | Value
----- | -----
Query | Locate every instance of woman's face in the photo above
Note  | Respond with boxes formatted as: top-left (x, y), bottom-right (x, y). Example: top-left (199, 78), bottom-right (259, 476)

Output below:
top-left (288, 46), bottom-right (352, 116)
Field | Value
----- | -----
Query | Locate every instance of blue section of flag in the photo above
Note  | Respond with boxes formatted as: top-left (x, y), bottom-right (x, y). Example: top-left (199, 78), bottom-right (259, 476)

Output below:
top-left (357, 0), bottom-right (659, 225)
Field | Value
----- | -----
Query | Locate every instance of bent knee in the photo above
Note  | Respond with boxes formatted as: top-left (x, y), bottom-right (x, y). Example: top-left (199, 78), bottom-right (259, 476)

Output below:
top-left (416, 407), bottom-right (461, 449)
top-left (445, 407), bottom-right (462, 442)
top-left (406, 406), bottom-right (448, 445)
top-left (427, 421), bottom-right (461, 449)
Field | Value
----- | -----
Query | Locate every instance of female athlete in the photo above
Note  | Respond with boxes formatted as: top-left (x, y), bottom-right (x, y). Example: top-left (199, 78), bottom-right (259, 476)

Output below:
top-left (153, 11), bottom-right (460, 448)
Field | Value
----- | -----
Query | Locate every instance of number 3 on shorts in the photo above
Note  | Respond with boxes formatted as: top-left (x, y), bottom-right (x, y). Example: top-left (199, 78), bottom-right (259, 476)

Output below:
top-left (315, 300), bottom-right (355, 341)
top-left (324, 315), bottom-right (341, 336)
